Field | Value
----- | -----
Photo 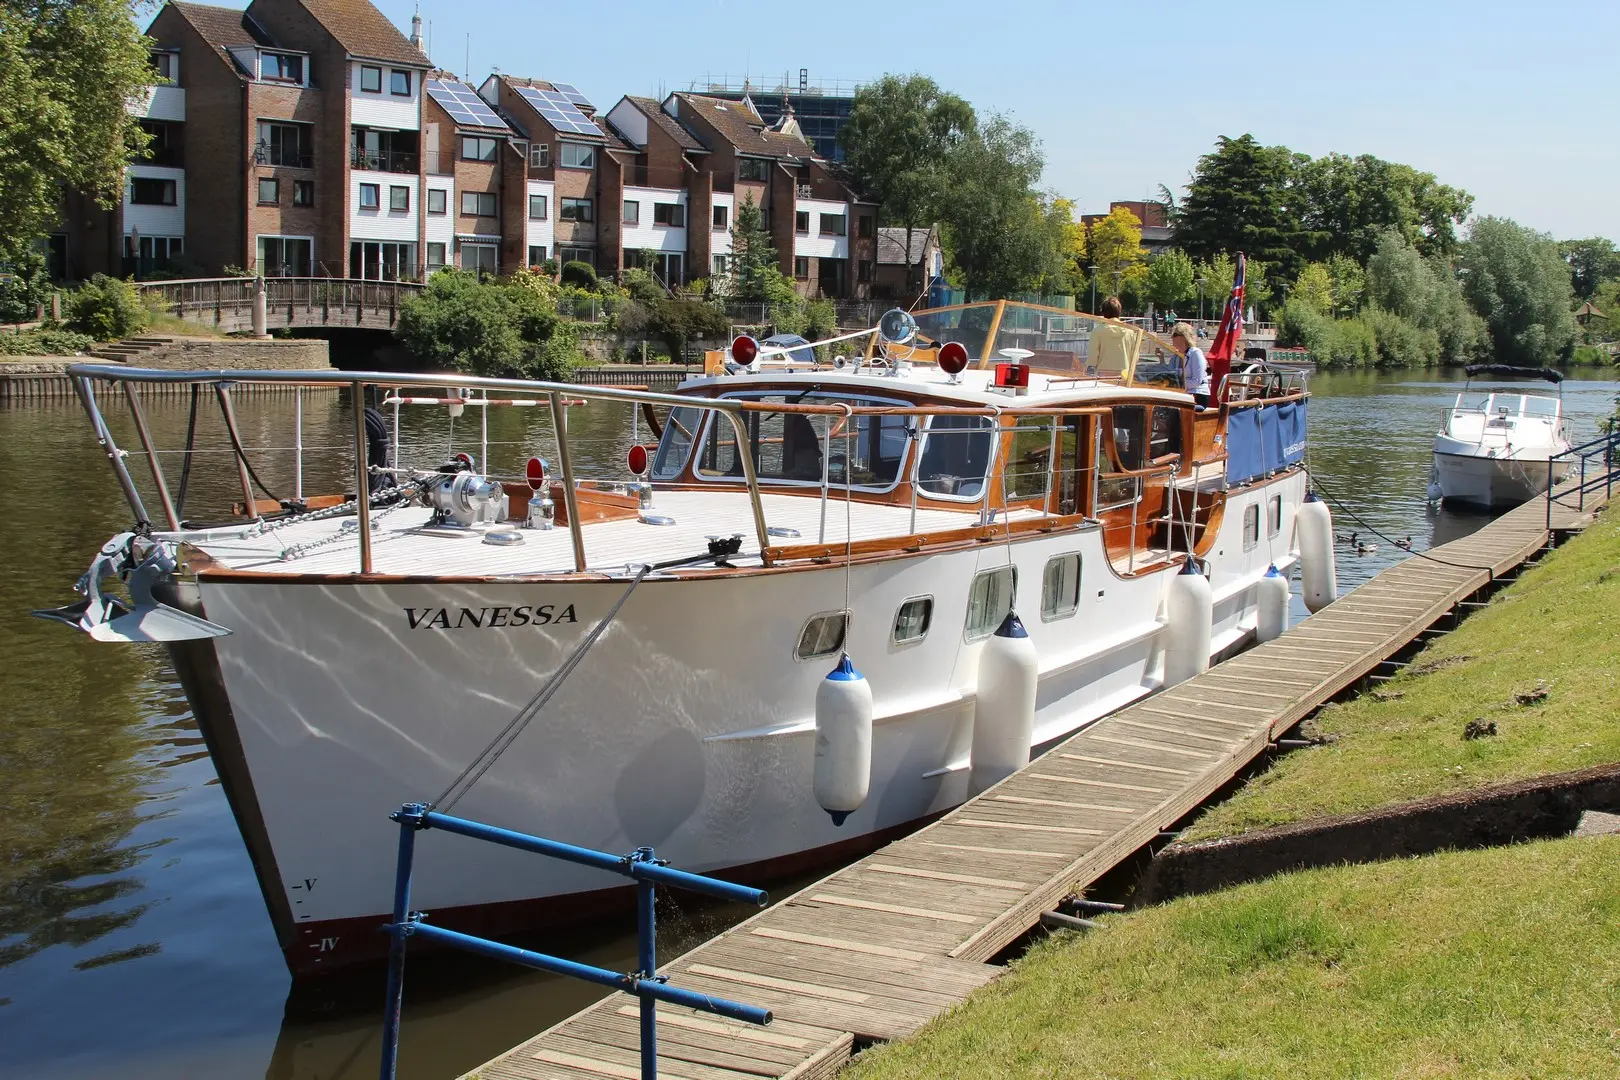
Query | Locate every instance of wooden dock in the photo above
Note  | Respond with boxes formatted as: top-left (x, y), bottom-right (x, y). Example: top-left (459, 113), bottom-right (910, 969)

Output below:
top-left (465, 486), bottom-right (1609, 1080)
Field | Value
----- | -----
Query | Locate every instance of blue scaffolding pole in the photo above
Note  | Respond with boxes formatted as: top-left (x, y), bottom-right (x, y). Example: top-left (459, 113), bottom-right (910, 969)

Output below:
top-left (378, 803), bottom-right (771, 1080)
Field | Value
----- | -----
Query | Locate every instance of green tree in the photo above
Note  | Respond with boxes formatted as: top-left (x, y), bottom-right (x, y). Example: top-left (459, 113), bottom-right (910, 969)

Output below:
top-left (396, 270), bottom-right (576, 379)
top-left (1144, 250), bottom-right (1195, 311)
top-left (839, 74), bottom-right (975, 288)
top-left (1086, 206), bottom-right (1148, 300)
top-left (0, 0), bottom-right (156, 267)
top-left (65, 274), bottom-right (147, 340)
top-left (1297, 153), bottom-right (1473, 263)
top-left (1326, 254), bottom-right (1366, 315)
top-left (1460, 217), bottom-right (1577, 367)
top-left (1176, 135), bottom-right (1316, 287)
top-left (1560, 237), bottom-right (1620, 300)
top-left (727, 194), bottom-right (795, 305)
top-left (938, 115), bottom-right (1061, 298)
top-left (1365, 230), bottom-right (1481, 364)
top-left (1292, 263), bottom-right (1333, 313)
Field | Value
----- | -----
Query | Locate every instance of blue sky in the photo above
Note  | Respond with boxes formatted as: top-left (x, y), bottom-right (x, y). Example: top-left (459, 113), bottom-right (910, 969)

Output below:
top-left (195, 0), bottom-right (1620, 240)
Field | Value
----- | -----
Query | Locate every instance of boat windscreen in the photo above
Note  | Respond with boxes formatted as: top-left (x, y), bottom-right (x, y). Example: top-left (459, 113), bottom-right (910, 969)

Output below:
top-left (909, 302), bottom-right (1182, 383)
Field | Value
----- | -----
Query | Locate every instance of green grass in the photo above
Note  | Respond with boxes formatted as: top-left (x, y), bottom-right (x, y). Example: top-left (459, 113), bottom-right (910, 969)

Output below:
top-left (1182, 510), bottom-right (1620, 842)
top-left (845, 836), bottom-right (1620, 1080)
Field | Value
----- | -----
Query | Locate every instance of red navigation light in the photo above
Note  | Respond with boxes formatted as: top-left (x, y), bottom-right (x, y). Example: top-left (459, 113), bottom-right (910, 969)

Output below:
top-left (454, 451), bottom-right (475, 469)
top-left (526, 456), bottom-right (547, 490)
top-left (993, 362), bottom-right (1031, 390)
top-left (627, 444), bottom-right (650, 476)
top-left (938, 341), bottom-right (969, 375)
top-left (730, 335), bottom-right (759, 366)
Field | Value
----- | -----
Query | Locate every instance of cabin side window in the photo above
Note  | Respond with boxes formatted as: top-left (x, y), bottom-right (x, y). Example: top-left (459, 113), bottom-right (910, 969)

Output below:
top-left (1150, 406), bottom-right (1183, 462)
top-left (1041, 553), bottom-right (1081, 621)
top-left (796, 611), bottom-right (848, 660)
top-left (1267, 494), bottom-right (1282, 538)
top-left (1110, 405), bottom-right (1147, 472)
top-left (918, 414), bottom-right (994, 499)
top-left (1004, 415), bottom-right (1052, 502)
top-left (652, 406), bottom-right (703, 480)
top-left (892, 596), bottom-right (932, 645)
top-left (695, 393), bottom-right (906, 489)
top-left (1243, 503), bottom-right (1260, 550)
top-left (964, 566), bottom-right (1016, 641)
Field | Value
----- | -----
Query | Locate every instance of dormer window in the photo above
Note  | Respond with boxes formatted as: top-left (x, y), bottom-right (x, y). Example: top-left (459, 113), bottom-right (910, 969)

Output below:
top-left (738, 157), bottom-right (770, 182)
top-left (558, 142), bottom-right (594, 170)
top-left (263, 52), bottom-right (304, 84)
top-left (152, 52), bottom-right (178, 85)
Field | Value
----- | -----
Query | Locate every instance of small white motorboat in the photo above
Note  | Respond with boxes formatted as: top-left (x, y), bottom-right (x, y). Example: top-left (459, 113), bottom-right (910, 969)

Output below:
top-left (1431, 364), bottom-right (1571, 509)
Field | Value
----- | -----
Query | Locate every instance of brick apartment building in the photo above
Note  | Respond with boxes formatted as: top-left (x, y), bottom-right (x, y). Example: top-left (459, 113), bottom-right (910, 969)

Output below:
top-left (58, 0), bottom-right (877, 299)
top-left (1080, 200), bottom-right (1177, 256)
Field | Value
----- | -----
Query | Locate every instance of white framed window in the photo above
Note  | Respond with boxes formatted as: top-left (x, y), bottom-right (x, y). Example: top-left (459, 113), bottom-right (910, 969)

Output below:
top-left (262, 52), bottom-right (304, 84)
top-left (796, 611), bottom-right (849, 661)
top-left (529, 142), bottom-right (549, 168)
top-left (559, 142), bottom-right (595, 169)
top-left (1041, 554), bottom-right (1081, 621)
top-left (965, 567), bottom-right (1016, 642)
top-left (1267, 494), bottom-right (1282, 538)
top-left (712, 254), bottom-right (729, 276)
top-left (893, 597), bottom-right (932, 646)
top-left (1243, 503), bottom-right (1260, 551)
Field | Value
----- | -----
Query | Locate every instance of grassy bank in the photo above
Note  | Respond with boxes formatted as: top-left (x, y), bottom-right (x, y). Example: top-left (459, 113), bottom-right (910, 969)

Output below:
top-left (846, 836), bottom-right (1620, 1079)
top-left (1182, 509), bottom-right (1620, 842)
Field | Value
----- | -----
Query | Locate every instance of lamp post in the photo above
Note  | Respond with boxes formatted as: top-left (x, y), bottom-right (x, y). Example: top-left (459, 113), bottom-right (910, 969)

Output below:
top-left (1196, 275), bottom-right (1207, 328)
top-left (1087, 264), bottom-right (1098, 313)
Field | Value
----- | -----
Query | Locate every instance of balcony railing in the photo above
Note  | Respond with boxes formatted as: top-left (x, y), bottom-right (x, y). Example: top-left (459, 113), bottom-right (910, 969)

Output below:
top-left (255, 143), bottom-right (313, 168)
top-left (144, 147), bottom-right (185, 169)
top-left (351, 148), bottom-right (418, 174)
top-left (423, 151), bottom-right (454, 176)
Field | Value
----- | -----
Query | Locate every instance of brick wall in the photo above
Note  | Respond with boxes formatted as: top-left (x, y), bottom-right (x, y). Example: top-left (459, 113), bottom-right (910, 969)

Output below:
top-left (134, 336), bottom-right (332, 370)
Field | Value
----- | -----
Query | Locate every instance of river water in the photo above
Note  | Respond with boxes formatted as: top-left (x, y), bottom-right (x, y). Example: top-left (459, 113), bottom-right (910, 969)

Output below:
top-left (1, 368), bottom-right (1614, 1079)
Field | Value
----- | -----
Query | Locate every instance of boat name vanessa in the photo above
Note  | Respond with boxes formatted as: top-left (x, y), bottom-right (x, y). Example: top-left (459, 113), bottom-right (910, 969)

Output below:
top-left (404, 604), bottom-right (580, 631)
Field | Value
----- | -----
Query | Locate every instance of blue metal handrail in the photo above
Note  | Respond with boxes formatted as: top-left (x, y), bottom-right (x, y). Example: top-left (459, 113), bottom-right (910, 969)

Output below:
top-left (1544, 427), bottom-right (1620, 528)
top-left (379, 803), bottom-right (770, 1080)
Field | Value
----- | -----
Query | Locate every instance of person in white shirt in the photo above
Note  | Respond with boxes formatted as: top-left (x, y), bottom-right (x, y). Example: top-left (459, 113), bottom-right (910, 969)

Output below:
top-left (1171, 323), bottom-right (1209, 408)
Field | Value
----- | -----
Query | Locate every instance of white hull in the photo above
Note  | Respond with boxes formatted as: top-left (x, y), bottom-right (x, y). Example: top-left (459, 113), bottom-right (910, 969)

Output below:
top-left (1432, 448), bottom-right (1569, 508)
top-left (189, 473), bottom-right (1305, 971)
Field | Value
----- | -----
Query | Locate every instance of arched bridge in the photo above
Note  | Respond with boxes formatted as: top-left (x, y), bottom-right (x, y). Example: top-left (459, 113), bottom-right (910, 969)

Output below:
top-left (137, 278), bottom-right (426, 334)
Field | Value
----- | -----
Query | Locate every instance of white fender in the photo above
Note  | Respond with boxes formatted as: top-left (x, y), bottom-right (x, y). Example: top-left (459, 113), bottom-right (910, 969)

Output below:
top-left (969, 612), bottom-right (1040, 797)
top-left (1297, 493), bottom-right (1337, 613)
top-left (813, 655), bottom-right (872, 825)
top-left (1162, 562), bottom-right (1214, 687)
top-left (1256, 564), bottom-right (1290, 643)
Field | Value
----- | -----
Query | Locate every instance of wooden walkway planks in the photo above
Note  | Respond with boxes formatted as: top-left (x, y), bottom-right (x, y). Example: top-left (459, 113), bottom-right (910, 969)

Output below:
top-left (464, 484), bottom-right (1607, 1080)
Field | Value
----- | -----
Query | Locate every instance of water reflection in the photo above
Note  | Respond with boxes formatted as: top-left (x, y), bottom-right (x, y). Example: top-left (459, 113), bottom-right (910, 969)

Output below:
top-left (0, 368), bottom-right (1614, 1078)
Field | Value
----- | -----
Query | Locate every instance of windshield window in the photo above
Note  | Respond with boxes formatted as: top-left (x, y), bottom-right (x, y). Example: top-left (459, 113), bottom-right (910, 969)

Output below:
top-left (652, 406), bottom-right (704, 480)
top-left (694, 393), bottom-right (909, 488)
top-left (917, 414), bottom-right (993, 499)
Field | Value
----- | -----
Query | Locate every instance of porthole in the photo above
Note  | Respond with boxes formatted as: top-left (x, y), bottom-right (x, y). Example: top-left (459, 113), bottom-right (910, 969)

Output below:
top-left (893, 596), bottom-right (933, 645)
top-left (796, 610), bottom-right (849, 661)
top-left (964, 566), bottom-right (1016, 642)
top-left (1041, 553), bottom-right (1081, 621)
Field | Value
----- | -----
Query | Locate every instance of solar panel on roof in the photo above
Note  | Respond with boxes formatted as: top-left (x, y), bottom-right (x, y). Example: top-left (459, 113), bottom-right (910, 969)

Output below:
top-left (426, 78), bottom-right (507, 130)
top-left (515, 85), bottom-right (600, 136)
top-left (551, 82), bottom-right (592, 109)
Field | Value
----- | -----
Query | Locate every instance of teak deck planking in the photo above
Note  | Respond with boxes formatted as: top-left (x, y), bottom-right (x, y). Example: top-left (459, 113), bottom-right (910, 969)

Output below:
top-left (464, 486), bottom-right (1607, 1080)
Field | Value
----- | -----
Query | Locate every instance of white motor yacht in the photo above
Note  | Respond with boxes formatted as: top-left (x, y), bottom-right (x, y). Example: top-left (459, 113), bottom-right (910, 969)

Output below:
top-left (1431, 365), bottom-right (1571, 509)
